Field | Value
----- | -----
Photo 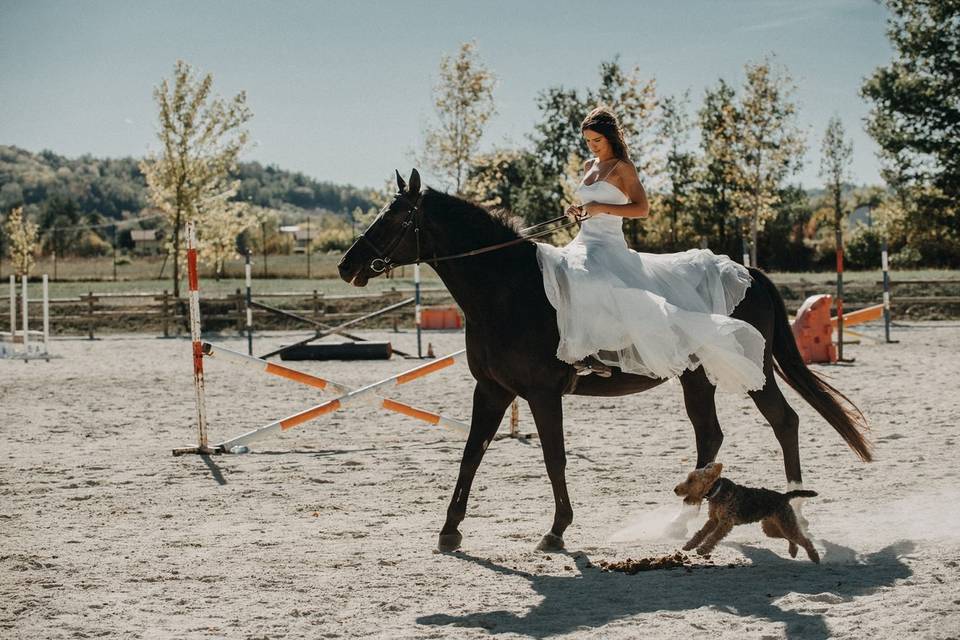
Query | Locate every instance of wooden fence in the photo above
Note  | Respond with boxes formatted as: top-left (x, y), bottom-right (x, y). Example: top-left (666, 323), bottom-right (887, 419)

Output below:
top-left (0, 280), bottom-right (957, 339)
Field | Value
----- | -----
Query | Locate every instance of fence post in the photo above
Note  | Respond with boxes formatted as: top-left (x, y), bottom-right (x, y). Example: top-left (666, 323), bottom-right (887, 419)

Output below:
top-left (161, 290), bottom-right (170, 338)
top-left (86, 291), bottom-right (96, 340)
top-left (234, 288), bottom-right (245, 333)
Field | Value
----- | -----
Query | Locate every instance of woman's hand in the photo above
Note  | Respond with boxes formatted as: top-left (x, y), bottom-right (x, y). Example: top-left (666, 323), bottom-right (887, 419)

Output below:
top-left (580, 202), bottom-right (600, 218)
top-left (565, 204), bottom-right (585, 222)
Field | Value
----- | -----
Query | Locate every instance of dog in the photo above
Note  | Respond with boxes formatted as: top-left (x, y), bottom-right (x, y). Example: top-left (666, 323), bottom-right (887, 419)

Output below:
top-left (673, 462), bottom-right (820, 563)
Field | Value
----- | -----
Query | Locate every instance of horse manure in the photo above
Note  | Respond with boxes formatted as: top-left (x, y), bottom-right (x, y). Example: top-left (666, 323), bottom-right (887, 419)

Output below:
top-left (598, 552), bottom-right (695, 574)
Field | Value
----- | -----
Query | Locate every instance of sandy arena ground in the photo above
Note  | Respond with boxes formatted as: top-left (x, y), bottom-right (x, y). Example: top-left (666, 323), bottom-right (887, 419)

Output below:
top-left (2, 322), bottom-right (960, 639)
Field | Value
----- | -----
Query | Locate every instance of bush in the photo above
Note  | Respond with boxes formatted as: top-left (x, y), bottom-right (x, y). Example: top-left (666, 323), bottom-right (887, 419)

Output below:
top-left (889, 245), bottom-right (922, 268)
top-left (845, 224), bottom-right (882, 269)
top-left (74, 231), bottom-right (112, 257)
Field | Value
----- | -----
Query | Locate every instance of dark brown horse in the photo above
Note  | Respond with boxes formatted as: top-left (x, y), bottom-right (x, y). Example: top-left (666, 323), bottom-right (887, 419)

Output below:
top-left (338, 169), bottom-right (871, 552)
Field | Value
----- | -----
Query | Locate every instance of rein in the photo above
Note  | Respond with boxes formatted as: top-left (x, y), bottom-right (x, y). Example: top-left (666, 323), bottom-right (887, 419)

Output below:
top-left (359, 193), bottom-right (584, 274)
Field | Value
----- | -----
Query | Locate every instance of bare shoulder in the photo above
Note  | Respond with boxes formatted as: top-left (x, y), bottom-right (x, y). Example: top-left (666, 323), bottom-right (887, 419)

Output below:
top-left (615, 160), bottom-right (640, 181)
top-left (614, 160), bottom-right (648, 205)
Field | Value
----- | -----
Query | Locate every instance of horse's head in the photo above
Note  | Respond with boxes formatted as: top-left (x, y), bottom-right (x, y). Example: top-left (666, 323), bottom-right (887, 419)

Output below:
top-left (338, 168), bottom-right (423, 287)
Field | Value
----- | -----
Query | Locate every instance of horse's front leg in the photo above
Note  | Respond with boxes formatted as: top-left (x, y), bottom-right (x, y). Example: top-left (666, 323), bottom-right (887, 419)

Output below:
top-left (438, 378), bottom-right (515, 552)
top-left (527, 392), bottom-right (572, 552)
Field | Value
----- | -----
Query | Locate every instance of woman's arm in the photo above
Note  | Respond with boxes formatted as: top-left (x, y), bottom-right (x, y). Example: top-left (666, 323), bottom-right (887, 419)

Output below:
top-left (583, 161), bottom-right (650, 219)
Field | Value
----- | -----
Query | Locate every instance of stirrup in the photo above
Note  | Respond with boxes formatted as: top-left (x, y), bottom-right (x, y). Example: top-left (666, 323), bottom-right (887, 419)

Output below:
top-left (573, 357), bottom-right (612, 378)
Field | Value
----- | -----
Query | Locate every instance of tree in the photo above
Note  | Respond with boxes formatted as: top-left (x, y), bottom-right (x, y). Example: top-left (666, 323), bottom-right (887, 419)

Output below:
top-left (659, 92), bottom-right (697, 249)
top-left (820, 116), bottom-right (853, 233)
top-left (735, 60), bottom-right (806, 267)
top-left (139, 60), bottom-right (252, 297)
top-left (422, 42), bottom-right (497, 195)
top-left (39, 196), bottom-right (81, 257)
top-left (694, 79), bottom-right (742, 255)
top-left (3, 207), bottom-right (39, 276)
top-left (197, 198), bottom-right (255, 280)
top-left (862, 0), bottom-right (960, 266)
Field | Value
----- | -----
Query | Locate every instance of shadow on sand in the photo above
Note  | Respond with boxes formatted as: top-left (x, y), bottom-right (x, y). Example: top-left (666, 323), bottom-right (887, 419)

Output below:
top-left (418, 540), bottom-right (913, 640)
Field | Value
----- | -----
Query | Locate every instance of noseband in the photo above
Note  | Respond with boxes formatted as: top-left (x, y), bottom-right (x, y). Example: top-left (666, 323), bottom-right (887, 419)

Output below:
top-left (356, 192), bottom-right (424, 273)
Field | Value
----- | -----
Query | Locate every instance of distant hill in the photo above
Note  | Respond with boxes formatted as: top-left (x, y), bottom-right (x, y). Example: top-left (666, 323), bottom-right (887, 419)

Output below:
top-left (0, 145), bottom-right (383, 221)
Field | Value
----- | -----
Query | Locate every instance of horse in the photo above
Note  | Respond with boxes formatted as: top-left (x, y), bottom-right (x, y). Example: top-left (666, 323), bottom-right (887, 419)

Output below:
top-left (338, 169), bottom-right (872, 553)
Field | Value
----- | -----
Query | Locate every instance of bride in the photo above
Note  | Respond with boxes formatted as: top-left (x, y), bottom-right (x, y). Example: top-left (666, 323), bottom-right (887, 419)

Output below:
top-left (536, 106), bottom-right (767, 394)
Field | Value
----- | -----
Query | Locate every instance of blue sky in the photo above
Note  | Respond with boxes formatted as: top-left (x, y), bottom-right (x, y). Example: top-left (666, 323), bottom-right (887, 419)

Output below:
top-left (0, 0), bottom-right (892, 190)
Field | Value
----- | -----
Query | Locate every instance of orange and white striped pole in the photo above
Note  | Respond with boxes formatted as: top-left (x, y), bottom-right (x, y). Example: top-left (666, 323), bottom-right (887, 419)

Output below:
top-left (216, 348), bottom-right (467, 451)
top-left (202, 342), bottom-right (469, 440)
top-left (173, 221), bottom-right (214, 455)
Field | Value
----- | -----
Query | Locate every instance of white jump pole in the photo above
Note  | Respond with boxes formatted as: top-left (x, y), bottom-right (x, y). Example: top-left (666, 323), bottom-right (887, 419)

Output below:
top-left (42, 274), bottom-right (49, 358)
top-left (172, 221), bottom-right (214, 455)
top-left (216, 348), bottom-right (468, 451)
top-left (202, 342), bottom-right (469, 437)
top-left (8, 275), bottom-right (14, 339)
top-left (21, 275), bottom-right (29, 362)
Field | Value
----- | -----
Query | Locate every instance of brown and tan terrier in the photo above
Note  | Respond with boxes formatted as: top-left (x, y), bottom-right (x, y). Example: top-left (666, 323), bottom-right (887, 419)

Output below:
top-left (673, 462), bottom-right (820, 563)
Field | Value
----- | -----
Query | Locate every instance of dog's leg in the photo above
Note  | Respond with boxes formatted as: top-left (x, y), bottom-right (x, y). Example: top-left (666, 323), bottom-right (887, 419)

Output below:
top-left (683, 517), bottom-right (718, 551)
top-left (779, 510), bottom-right (818, 562)
top-left (761, 518), bottom-right (784, 539)
top-left (796, 535), bottom-right (820, 564)
top-left (696, 520), bottom-right (734, 556)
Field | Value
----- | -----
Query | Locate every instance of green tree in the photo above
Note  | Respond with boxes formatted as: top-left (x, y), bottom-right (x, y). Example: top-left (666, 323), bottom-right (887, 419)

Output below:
top-left (422, 41), bottom-right (497, 195)
top-left (861, 0), bottom-right (960, 265)
top-left (820, 116), bottom-right (853, 237)
top-left (139, 60), bottom-right (252, 297)
top-left (694, 79), bottom-right (742, 256)
top-left (659, 92), bottom-right (697, 249)
top-left (735, 59), bottom-right (806, 267)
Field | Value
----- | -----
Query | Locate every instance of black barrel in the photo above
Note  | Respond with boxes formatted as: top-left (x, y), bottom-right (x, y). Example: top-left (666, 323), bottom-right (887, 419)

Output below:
top-left (279, 341), bottom-right (393, 361)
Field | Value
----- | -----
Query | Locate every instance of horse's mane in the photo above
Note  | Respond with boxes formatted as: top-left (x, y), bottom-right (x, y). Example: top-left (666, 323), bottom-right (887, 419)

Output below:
top-left (422, 188), bottom-right (524, 244)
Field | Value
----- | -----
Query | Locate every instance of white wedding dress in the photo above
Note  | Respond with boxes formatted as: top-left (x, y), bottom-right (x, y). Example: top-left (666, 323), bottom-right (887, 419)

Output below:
top-left (535, 177), bottom-right (767, 393)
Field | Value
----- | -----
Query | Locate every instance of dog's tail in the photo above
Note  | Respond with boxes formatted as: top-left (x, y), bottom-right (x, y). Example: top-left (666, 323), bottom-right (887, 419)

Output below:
top-left (785, 490), bottom-right (818, 499)
top-left (749, 268), bottom-right (873, 462)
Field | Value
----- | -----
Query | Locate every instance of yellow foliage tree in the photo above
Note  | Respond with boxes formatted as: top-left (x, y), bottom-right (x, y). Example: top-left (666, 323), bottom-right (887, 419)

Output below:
top-left (139, 60), bottom-right (252, 296)
top-left (422, 41), bottom-right (497, 195)
top-left (3, 207), bottom-right (39, 276)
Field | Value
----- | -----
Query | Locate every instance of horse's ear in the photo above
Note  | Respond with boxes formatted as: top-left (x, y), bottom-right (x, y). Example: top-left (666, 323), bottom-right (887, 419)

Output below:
top-left (408, 168), bottom-right (421, 195)
top-left (395, 169), bottom-right (406, 193)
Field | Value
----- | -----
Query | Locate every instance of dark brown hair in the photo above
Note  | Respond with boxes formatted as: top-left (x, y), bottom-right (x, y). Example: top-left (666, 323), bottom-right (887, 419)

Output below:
top-left (581, 106), bottom-right (630, 161)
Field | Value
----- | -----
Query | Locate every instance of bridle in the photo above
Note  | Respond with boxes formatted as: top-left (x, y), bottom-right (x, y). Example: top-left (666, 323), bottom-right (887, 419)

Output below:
top-left (355, 191), bottom-right (583, 274)
top-left (356, 192), bottom-right (425, 273)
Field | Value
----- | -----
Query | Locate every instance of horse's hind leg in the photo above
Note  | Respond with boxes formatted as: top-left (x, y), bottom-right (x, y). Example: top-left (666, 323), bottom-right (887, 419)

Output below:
top-left (749, 369), bottom-right (802, 486)
top-left (668, 368), bottom-right (723, 537)
top-left (438, 379), bottom-right (515, 551)
top-left (749, 369), bottom-right (811, 536)
top-left (527, 393), bottom-right (572, 552)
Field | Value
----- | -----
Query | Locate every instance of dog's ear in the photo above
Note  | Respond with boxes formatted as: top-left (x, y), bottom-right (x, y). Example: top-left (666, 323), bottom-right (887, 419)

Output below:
top-left (705, 462), bottom-right (723, 474)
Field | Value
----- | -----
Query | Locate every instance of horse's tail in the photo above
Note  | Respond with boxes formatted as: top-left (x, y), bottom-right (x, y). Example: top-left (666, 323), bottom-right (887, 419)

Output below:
top-left (785, 490), bottom-right (818, 500)
top-left (749, 268), bottom-right (873, 462)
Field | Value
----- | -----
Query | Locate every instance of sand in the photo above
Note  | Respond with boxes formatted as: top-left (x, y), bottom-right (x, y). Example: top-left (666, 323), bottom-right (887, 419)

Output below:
top-left (2, 322), bottom-right (959, 639)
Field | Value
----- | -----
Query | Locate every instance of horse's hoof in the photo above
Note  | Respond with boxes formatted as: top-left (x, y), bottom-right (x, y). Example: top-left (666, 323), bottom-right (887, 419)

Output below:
top-left (437, 532), bottom-right (462, 552)
top-left (536, 532), bottom-right (565, 552)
